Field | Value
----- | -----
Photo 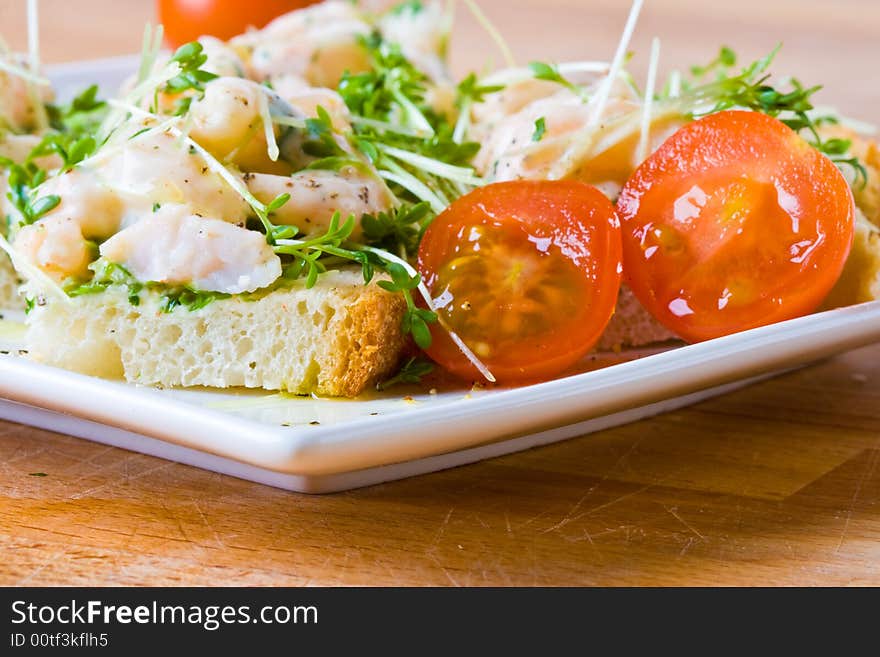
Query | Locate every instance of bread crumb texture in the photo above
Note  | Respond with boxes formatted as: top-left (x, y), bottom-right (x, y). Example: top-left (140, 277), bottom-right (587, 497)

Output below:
top-left (822, 209), bottom-right (880, 309)
top-left (597, 283), bottom-right (676, 351)
top-left (821, 126), bottom-right (880, 227)
top-left (25, 269), bottom-right (407, 397)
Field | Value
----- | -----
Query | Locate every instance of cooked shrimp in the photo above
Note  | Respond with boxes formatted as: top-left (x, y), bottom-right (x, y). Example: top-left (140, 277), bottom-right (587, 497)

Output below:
top-left (98, 128), bottom-right (252, 225)
top-left (199, 36), bottom-right (247, 78)
top-left (472, 74), bottom-right (680, 193)
top-left (28, 169), bottom-right (124, 239)
top-left (231, 1), bottom-right (371, 88)
top-left (13, 124), bottom-right (254, 251)
top-left (269, 74), bottom-right (352, 130)
top-left (246, 169), bottom-right (393, 240)
top-left (14, 215), bottom-right (94, 282)
top-left (471, 79), bottom-right (567, 136)
top-left (0, 54), bottom-right (52, 133)
top-left (2, 133), bottom-right (40, 162)
top-left (474, 89), bottom-right (596, 181)
top-left (187, 76), bottom-right (292, 175)
top-left (188, 77), bottom-right (261, 158)
top-left (376, 0), bottom-right (451, 82)
top-left (99, 204), bottom-right (281, 294)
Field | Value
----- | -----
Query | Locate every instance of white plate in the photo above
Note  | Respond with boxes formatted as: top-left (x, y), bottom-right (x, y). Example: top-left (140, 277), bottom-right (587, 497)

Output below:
top-left (0, 58), bottom-right (878, 493)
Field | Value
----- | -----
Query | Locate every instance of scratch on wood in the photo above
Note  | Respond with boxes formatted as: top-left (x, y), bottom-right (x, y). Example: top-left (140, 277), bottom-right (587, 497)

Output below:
top-left (678, 536), bottom-right (695, 557)
top-left (15, 560), bottom-right (51, 586)
top-left (429, 555), bottom-right (460, 587)
top-left (835, 449), bottom-right (878, 553)
top-left (514, 508), bottom-right (553, 531)
top-left (69, 445), bottom-right (117, 468)
top-left (543, 481), bottom-right (660, 535)
top-left (68, 460), bottom-right (174, 500)
top-left (664, 505), bottom-right (707, 541)
top-left (192, 499), bottom-right (226, 550)
top-left (542, 434), bottom-right (651, 535)
top-left (160, 499), bottom-right (192, 545)
top-left (428, 507), bottom-right (456, 548)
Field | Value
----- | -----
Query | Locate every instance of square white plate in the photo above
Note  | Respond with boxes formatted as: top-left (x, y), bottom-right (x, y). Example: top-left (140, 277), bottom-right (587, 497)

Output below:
top-left (0, 58), bottom-right (878, 493)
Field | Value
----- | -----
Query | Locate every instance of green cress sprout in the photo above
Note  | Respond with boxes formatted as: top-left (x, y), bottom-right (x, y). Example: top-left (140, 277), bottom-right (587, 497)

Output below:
top-left (677, 45), bottom-right (868, 185)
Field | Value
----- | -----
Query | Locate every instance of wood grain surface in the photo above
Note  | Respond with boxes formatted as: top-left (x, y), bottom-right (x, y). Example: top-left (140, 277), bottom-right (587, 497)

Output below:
top-left (1, 0), bottom-right (879, 586)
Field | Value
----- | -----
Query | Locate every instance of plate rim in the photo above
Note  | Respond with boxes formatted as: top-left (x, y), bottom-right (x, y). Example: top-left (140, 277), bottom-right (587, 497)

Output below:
top-left (2, 301), bottom-right (879, 477)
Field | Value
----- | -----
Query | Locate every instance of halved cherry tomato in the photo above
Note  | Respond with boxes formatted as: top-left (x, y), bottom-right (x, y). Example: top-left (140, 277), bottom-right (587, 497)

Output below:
top-left (158, 0), bottom-right (318, 47)
top-left (417, 180), bottom-right (622, 384)
top-left (617, 110), bottom-right (855, 343)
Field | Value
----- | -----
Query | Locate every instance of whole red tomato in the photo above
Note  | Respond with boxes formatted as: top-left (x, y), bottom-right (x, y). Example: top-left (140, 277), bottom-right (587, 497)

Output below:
top-left (157, 0), bottom-right (319, 47)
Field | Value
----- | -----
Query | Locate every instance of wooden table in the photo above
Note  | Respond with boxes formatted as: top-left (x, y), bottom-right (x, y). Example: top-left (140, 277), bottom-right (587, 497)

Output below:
top-left (1, 0), bottom-right (878, 586)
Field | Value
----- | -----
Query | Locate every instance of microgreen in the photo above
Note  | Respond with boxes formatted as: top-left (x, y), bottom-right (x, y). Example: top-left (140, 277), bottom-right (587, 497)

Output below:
top-left (532, 117), bottom-right (546, 142)
top-left (689, 45), bottom-right (736, 79)
top-left (144, 41), bottom-right (221, 116)
top-left (529, 61), bottom-right (583, 98)
top-left (361, 202), bottom-right (433, 257)
top-left (389, 0), bottom-right (425, 16)
top-left (164, 41), bottom-right (218, 96)
top-left (273, 212), bottom-right (360, 287)
top-left (376, 357), bottom-right (435, 391)
top-left (155, 286), bottom-right (231, 313)
top-left (66, 84), bottom-right (104, 114)
top-left (679, 45), bottom-right (869, 187)
top-left (47, 84), bottom-right (107, 134)
top-left (455, 73), bottom-right (504, 108)
top-left (377, 262), bottom-right (437, 349)
top-left (452, 73), bottom-right (505, 143)
top-left (302, 106), bottom-right (351, 159)
top-left (28, 133), bottom-right (98, 171)
top-left (338, 33), bottom-right (430, 132)
top-left (334, 32), bottom-right (483, 212)
top-left (66, 260), bottom-right (142, 305)
top-left (66, 259), bottom-right (232, 311)
top-left (272, 211), bottom-right (438, 347)
top-left (0, 81), bottom-right (107, 228)
top-left (0, 156), bottom-right (57, 225)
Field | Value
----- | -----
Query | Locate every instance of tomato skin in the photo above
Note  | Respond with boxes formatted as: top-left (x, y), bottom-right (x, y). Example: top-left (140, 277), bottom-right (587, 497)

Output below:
top-left (158, 0), bottom-right (319, 47)
top-left (417, 180), bottom-right (623, 384)
top-left (618, 110), bottom-right (855, 343)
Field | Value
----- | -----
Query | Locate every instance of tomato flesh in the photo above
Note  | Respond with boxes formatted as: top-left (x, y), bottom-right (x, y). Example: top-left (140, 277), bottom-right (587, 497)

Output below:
top-left (418, 180), bottom-right (622, 383)
top-left (158, 0), bottom-right (318, 47)
top-left (617, 110), bottom-right (855, 342)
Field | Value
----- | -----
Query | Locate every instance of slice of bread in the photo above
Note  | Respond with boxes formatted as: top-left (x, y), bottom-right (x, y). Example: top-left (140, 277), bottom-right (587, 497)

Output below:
top-left (24, 269), bottom-right (407, 397)
top-left (597, 284), bottom-right (676, 351)
top-left (820, 126), bottom-right (880, 227)
top-left (821, 209), bottom-right (880, 310)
